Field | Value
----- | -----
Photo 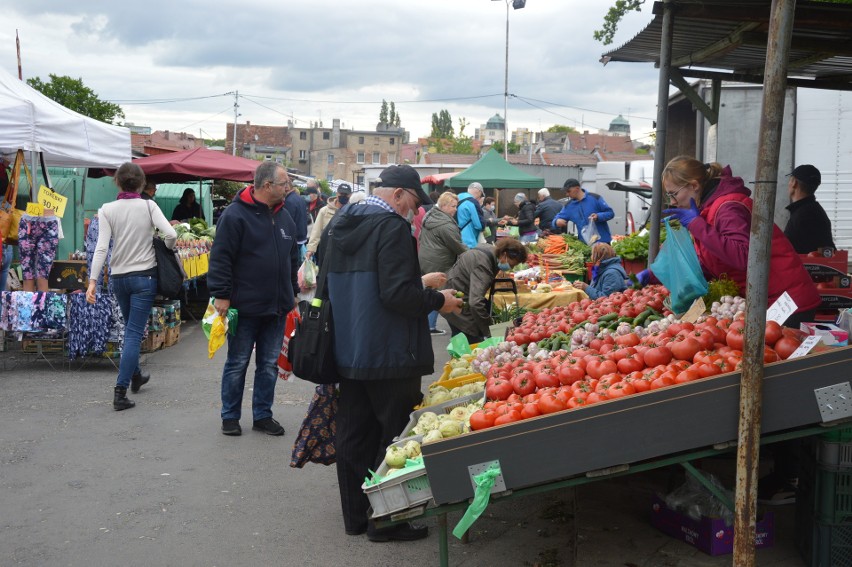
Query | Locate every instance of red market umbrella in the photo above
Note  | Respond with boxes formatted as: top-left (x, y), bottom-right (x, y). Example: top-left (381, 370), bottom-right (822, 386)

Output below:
top-left (88, 147), bottom-right (259, 183)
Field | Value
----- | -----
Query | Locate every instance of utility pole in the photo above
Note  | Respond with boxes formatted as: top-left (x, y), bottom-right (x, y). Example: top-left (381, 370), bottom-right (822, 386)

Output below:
top-left (232, 90), bottom-right (240, 156)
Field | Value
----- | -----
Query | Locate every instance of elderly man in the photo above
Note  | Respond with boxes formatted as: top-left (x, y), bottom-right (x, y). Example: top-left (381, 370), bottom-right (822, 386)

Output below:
top-left (534, 187), bottom-right (562, 235)
top-left (784, 164), bottom-right (834, 253)
top-left (317, 164), bottom-right (462, 541)
top-left (208, 161), bottom-right (300, 437)
top-left (457, 181), bottom-right (485, 248)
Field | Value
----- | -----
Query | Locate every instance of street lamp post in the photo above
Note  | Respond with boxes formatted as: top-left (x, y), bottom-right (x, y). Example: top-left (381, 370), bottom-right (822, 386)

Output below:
top-left (492, 0), bottom-right (525, 160)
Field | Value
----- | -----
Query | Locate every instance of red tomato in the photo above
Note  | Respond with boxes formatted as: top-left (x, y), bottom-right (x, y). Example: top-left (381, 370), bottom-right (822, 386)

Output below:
top-left (567, 397), bottom-right (588, 409)
top-left (764, 320), bottom-right (783, 347)
top-left (614, 332), bottom-right (641, 348)
top-left (586, 391), bottom-right (608, 404)
top-left (675, 369), bottom-right (701, 383)
top-left (726, 327), bottom-right (745, 351)
top-left (650, 374), bottom-right (674, 390)
top-left (607, 381), bottom-right (636, 398)
top-left (511, 374), bottom-right (537, 396)
top-left (586, 358), bottom-right (618, 380)
top-left (493, 410), bottom-right (522, 426)
top-left (667, 321), bottom-right (694, 336)
top-left (469, 409), bottom-right (497, 431)
top-left (617, 354), bottom-right (645, 374)
top-left (669, 337), bottom-right (702, 362)
top-left (764, 346), bottom-right (780, 364)
top-left (485, 378), bottom-right (514, 401)
top-left (690, 329), bottom-right (715, 350)
top-left (559, 363), bottom-right (586, 386)
top-left (696, 362), bottom-right (723, 378)
top-left (774, 336), bottom-right (802, 360)
top-left (520, 403), bottom-right (541, 420)
top-left (643, 346), bottom-right (673, 367)
top-left (693, 350), bottom-right (721, 365)
top-left (537, 392), bottom-right (566, 414)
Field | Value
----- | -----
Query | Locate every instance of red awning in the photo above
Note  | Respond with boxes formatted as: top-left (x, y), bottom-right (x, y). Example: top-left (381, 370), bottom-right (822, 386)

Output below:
top-left (89, 146), bottom-right (259, 183)
top-left (420, 171), bottom-right (459, 186)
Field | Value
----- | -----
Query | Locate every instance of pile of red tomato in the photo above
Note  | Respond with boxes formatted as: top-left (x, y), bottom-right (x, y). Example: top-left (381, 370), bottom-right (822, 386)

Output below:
top-left (506, 285), bottom-right (669, 345)
top-left (470, 317), bottom-right (806, 431)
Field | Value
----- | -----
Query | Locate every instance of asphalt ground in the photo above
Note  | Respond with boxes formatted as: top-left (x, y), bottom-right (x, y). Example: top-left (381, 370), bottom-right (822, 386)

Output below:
top-left (0, 320), bottom-right (806, 567)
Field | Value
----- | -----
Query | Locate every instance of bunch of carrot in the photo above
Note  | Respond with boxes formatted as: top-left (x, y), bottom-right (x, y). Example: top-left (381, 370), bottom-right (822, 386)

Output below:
top-left (542, 235), bottom-right (567, 255)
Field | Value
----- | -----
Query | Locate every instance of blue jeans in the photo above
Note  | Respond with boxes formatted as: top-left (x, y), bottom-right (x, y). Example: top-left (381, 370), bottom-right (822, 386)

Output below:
top-left (427, 310), bottom-right (439, 330)
top-left (112, 275), bottom-right (157, 388)
top-left (220, 313), bottom-right (286, 421)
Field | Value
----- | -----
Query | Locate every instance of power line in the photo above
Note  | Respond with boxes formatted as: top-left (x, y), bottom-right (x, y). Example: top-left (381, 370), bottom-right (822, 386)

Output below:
top-left (176, 107), bottom-right (234, 132)
top-left (240, 93), bottom-right (503, 104)
top-left (515, 94), bottom-right (656, 122)
top-left (108, 92), bottom-right (233, 105)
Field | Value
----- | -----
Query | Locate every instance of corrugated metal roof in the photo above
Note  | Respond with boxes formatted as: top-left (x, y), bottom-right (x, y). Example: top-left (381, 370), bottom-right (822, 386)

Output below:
top-left (602, 0), bottom-right (852, 90)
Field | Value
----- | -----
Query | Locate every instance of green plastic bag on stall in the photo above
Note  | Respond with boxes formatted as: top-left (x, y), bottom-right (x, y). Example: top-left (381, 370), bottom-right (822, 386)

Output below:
top-left (447, 333), bottom-right (471, 358)
top-left (452, 463), bottom-right (502, 539)
top-left (508, 226), bottom-right (520, 239)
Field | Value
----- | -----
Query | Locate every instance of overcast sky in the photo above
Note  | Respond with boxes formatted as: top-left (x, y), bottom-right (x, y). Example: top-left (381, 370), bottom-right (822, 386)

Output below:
top-left (2, 1), bottom-right (661, 144)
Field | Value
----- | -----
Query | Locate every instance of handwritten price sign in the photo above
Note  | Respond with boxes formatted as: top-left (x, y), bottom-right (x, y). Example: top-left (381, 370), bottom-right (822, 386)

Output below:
top-left (37, 185), bottom-right (68, 218)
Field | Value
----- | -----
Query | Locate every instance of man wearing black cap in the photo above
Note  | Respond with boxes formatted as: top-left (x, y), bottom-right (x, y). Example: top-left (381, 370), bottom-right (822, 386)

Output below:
top-left (784, 164), bottom-right (834, 254)
top-left (552, 178), bottom-right (615, 244)
top-left (317, 164), bottom-right (463, 541)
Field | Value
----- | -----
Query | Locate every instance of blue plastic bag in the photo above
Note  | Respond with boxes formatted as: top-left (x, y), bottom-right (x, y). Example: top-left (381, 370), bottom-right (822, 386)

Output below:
top-left (649, 218), bottom-right (708, 313)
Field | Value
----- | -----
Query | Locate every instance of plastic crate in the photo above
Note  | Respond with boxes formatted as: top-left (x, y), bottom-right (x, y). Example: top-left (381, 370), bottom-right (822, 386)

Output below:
top-left (428, 372), bottom-right (485, 391)
top-left (819, 441), bottom-right (852, 472)
top-left (799, 520), bottom-right (852, 567)
top-left (362, 436), bottom-right (432, 518)
top-left (799, 439), bottom-right (852, 525)
top-left (397, 392), bottom-right (484, 440)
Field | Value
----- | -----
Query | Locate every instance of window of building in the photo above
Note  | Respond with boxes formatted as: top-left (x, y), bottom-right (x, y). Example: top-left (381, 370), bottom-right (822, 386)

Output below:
top-left (389, 137), bottom-right (395, 145)
top-left (372, 152), bottom-right (380, 164)
top-left (323, 132), bottom-right (330, 140)
top-left (327, 173), bottom-right (334, 182)
top-left (327, 153), bottom-right (334, 165)
top-left (388, 153), bottom-right (396, 165)
top-left (299, 150), bottom-right (307, 160)
top-left (300, 131), bottom-right (307, 140)
top-left (358, 136), bottom-right (365, 144)
top-left (357, 152), bottom-right (365, 164)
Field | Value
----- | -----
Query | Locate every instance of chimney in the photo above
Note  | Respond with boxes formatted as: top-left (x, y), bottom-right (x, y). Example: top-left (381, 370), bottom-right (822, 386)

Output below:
top-left (164, 130), bottom-right (170, 140)
top-left (246, 121), bottom-right (251, 127)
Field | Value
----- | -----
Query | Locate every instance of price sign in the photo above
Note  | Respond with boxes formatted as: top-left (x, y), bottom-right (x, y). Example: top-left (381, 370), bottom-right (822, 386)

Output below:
top-left (766, 292), bottom-right (798, 324)
top-left (787, 335), bottom-right (821, 359)
top-left (26, 202), bottom-right (44, 216)
top-left (37, 185), bottom-right (68, 218)
top-left (680, 297), bottom-right (706, 323)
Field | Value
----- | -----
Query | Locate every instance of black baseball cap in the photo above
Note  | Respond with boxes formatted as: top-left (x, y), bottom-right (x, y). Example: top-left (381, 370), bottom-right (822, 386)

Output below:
top-left (336, 183), bottom-right (352, 196)
top-left (374, 164), bottom-right (432, 206)
top-left (563, 178), bottom-right (581, 189)
top-left (789, 164), bottom-right (821, 189)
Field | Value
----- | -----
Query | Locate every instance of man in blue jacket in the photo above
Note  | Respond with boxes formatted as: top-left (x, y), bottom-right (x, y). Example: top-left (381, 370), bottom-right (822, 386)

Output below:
top-left (456, 182), bottom-right (485, 248)
top-left (208, 161), bottom-right (300, 437)
top-left (318, 164), bottom-right (462, 542)
top-left (552, 178), bottom-right (615, 244)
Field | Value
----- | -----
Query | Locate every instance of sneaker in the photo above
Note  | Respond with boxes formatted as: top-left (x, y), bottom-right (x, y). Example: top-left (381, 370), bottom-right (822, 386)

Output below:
top-left (367, 522), bottom-right (429, 542)
top-left (252, 417), bottom-right (285, 436)
top-left (221, 419), bottom-right (242, 436)
top-left (130, 371), bottom-right (150, 393)
top-left (429, 328), bottom-right (446, 336)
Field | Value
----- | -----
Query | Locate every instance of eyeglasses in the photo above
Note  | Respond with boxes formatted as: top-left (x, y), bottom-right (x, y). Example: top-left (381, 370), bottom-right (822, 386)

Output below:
top-left (270, 179), bottom-right (291, 187)
top-left (665, 183), bottom-right (689, 202)
top-left (403, 189), bottom-right (421, 208)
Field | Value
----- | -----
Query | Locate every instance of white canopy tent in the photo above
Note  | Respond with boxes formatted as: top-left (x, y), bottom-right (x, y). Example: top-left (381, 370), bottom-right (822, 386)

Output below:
top-left (0, 67), bottom-right (130, 169)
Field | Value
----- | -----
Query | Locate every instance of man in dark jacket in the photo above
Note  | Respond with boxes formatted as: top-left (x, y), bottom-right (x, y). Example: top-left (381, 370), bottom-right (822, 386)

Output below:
top-left (208, 161), bottom-right (299, 438)
top-left (784, 164), bottom-right (834, 253)
top-left (318, 164), bottom-right (462, 541)
top-left (283, 180), bottom-right (309, 261)
top-left (534, 188), bottom-right (562, 235)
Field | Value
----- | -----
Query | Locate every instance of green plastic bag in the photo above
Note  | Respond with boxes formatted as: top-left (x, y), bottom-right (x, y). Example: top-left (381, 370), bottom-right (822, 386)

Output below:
top-left (446, 333), bottom-right (471, 358)
top-left (202, 299), bottom-right (238, 339)
top-left (476, 337), bottom-right (502, 350)
top-left (508, 226), bottom-right (520, 238)
top-left (452, 463), bottom-right (502, 539)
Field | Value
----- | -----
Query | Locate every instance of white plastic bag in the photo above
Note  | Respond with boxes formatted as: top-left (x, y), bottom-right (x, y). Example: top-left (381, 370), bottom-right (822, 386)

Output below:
top-left (298, 258), bottom-right (317, 290)
top-left (580, 220), bottom-right (600, 244)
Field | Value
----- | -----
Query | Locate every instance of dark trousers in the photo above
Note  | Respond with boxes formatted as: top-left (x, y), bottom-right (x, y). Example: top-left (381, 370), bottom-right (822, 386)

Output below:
top-left (335, 376), bottom-right (422, 533)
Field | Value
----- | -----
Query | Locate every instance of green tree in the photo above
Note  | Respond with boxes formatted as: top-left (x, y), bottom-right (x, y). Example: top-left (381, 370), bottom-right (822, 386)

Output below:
top-left (594, 0), bottom-right (645, 45)
top-left (492, 141), bottom-right (521, 155)
top-left (546, 124), bottom-right (578, 134)
top-left (212, 180), bottom-right (244, 201)
top-left (450, 117), bottom-right (474, 154)
top-left (430, 109), bottom-right (454, 139)
top-left (26, 74), bottom-right (125, 124)
top-left (388, 101), bottom-right (396, 126)
top-left (394, 110), bottom-right (401, 128)
top-left (203, 138), bottom-right (227, 147)
top-left (379, 99), bottom-right (389, 124)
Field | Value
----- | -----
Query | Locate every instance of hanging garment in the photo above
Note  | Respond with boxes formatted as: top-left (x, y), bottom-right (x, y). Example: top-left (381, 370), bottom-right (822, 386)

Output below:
top-left (67, 292), bottom-right (113, 358)
top-left (18, 215), bottom-right (60, 281)
top-left (0, 290), bottom-right (14, 331)
top-left (85, 216), bottom-right (114, 293)
top-left (30, 292), bottom-right (68, 331)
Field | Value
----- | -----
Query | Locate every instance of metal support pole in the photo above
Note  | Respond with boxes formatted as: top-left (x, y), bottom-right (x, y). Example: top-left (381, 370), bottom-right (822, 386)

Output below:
top-left (503, 0), bottom-right (509, 160)
top-left (648, 0), bottom-right (673, 262)
top-left (734, 1), bottom-right (796, 565)
top-left (232, 90), bottom-right (239, 156)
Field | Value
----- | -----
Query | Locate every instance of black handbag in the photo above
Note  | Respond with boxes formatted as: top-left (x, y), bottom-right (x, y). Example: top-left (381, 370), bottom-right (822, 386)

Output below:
top-left (288, 239), bottom-right (338, 384)
top-left (148, 202), bottom-right (185, 298)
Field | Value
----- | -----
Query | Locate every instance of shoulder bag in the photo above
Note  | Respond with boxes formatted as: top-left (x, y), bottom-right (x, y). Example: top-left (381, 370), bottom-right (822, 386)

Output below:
top-left (0, 150), bottom-right (32, 245)
top-left (288, 231), bottom-right (338, 384)
top-left (147, 202), bottom-right (185, 298)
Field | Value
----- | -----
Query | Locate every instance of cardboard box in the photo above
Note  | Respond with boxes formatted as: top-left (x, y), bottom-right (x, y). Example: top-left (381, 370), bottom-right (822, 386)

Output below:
top-left (47, 260), bottom-right (88, 291)
top-left (164, 325), bottom-right (180, 347)
top-left (817, 288), bottom-right (852, 311)
top-left (141, 331), bottom-right (165, 353)
top-left (801, 322), bottom-right (850, 347)
top-left (800, 250), bottom-right (849, 279)
top-left (650, 495), bottom-right (774, 555)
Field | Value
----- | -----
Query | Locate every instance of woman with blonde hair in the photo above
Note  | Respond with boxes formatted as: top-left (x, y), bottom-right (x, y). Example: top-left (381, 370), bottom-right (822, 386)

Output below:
top-left (638, 155), bottom-right (819, 326)
top-left (573, 242), bottom-right (628, 299)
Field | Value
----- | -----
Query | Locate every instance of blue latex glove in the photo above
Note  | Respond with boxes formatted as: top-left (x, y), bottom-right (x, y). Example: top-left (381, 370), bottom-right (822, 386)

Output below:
top-left (590, 265), bottom-right (599, 281)
top-left (636, 269), bottom-right (651, 286)
top-left (663, 198), bottom-right (700, 227)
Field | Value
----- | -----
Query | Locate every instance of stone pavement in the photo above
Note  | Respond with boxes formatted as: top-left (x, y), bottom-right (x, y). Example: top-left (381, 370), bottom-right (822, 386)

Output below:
top-left (0, 320), bottom-right (806, 566)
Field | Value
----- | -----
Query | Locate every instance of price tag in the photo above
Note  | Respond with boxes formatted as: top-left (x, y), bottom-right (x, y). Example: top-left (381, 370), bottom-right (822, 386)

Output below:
top-left (766, 292), bottom-right (797, 324)
top-left (26, 202), bottom-right (44, 216)
top-left (787, 335), bottom-right (821, 359)
top-left (680, 297), bottom-right (706, 323)
top-left (37, 185), bottom-right (68, 218)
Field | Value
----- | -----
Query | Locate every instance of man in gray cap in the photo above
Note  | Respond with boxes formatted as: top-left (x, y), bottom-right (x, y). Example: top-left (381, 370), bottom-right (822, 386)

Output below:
top-left (457, 181), bottom-right (485, 248)
top-left (784, 164), bottom-right (834, 253)
top-left (317, 164), bottom-right (462, 541)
